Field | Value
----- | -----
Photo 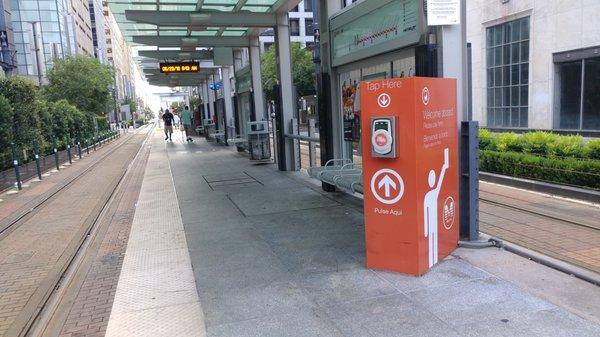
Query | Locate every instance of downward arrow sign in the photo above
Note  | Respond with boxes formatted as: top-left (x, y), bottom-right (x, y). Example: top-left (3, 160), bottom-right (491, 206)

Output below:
top-left (377, 93), bottom-right (391, 107)
top-left (378, 175), bottom-right (397, 197)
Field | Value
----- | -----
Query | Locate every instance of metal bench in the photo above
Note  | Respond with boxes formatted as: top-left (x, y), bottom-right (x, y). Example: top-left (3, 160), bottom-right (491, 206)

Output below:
top-left (209, 132), bottom-right (226, 142)
top-left (334, 173), bottom-right (364, 194)
top-left (320, 163), bottom-right (362, 185)
top-left (307, 159), bottom-right (351, 180)
top-left (308, 160), bottom-right (364, 194)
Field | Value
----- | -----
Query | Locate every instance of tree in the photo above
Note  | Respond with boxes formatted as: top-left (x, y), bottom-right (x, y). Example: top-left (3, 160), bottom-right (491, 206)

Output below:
top-left (189, 96), bottom-right (201, 111)
top-left (143, 107), bottom-right (155, 120)
top-left (261, 43), bottom-right (316, 101)
top-left (0, 95), bottom-right (14, 150)
top-left (0, 76), bottom-right (42, 148)
top-left (124, 97), bottom-right (137, 114)
top-left (44, 55), bottom-right (114, 115)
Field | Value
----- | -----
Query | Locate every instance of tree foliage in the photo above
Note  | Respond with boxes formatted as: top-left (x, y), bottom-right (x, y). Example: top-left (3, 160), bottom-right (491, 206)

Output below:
top-left (44, 55), bottom-right (114, 115)
top-left (0, 76), bottom-right (42, 147)
top-left (189, 96), bottom-right (201, 111)
top-left (0, 95), bottom-right (14, 150)
top-left (261, 43), bottom-right (316, 101)
top-left (124, 97), bottom-right (137, 114)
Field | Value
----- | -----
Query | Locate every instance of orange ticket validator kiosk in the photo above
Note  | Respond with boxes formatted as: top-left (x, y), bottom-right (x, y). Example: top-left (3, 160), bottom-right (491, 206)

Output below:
top-left (360, 77), bottom-right (459, 276)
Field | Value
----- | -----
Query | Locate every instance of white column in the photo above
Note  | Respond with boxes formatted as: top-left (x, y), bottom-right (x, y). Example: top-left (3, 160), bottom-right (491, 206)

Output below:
top-left (250, 36), bottom-right (265, 121)
top-left (276, 12), bottom-right (295, 170)
top-left (206, 80), bottom-right (215, 119)
top-left (441, 0), bottom-right (467, 125)
top-left (221, 66), bottom-right (235, 139)
top-left (201, 82), bottom-right (210, 120)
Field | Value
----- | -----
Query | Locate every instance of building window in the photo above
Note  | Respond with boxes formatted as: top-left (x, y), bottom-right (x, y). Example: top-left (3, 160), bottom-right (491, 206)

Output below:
top-left (291, 5), bottom-right (298, 12)
top-left (290, 19), bottom-right (300, 36)
top-left (305, 19), bottom-right (313, 36)
top-left (486, 17), bottom-right (530, 128)
top-left (304, 1), bottom-right (312, 12)
top-left (556, 54), bottom-right (600, 130)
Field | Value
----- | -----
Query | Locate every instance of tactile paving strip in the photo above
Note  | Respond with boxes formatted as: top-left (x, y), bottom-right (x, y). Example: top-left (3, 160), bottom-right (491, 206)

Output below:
top-left (105, 132), bottom-right (206, 337)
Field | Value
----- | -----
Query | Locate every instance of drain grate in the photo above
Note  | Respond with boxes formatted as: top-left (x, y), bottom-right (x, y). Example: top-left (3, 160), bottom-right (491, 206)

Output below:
top-left (202, 172), bottom-right (262, 190)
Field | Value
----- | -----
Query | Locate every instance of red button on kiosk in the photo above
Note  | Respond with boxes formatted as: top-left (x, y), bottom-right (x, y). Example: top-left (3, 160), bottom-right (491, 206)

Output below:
top-left (360, 77), bottom-right (459, 276)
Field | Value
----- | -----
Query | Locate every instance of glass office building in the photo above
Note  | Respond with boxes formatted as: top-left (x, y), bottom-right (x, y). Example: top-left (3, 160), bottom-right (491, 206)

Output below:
top-left (11, 0), bottom-right (70, 77)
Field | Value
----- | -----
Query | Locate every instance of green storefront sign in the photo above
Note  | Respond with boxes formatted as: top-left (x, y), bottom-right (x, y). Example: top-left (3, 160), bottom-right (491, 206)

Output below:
top-left (330, 0), bottom-right (423, 67)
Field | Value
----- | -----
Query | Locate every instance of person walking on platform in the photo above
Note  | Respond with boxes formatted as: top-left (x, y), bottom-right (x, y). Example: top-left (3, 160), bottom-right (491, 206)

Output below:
top-left (181, 105), bottom-right (194, 142)
top-left (162, 109), bottom-right (175, 141)
top-left (173, 112), bottom-right (181, 128)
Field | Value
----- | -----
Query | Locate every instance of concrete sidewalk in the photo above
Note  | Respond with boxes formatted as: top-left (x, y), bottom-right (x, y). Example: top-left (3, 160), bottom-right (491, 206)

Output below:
top-left (115, 132), bottom-right (599, 337)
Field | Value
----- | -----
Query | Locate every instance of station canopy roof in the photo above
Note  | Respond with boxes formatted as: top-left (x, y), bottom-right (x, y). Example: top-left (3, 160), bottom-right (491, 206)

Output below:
top-left (108, 0), bottom-right (299, 86)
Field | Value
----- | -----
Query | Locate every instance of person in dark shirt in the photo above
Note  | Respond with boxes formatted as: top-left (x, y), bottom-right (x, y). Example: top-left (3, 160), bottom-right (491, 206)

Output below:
top-left (162, 109), bottom-right (175, 141)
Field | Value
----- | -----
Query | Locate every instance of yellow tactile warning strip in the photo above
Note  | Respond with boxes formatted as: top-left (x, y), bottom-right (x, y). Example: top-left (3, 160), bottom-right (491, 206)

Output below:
top-left (105, 131), bottom-right (206, 337)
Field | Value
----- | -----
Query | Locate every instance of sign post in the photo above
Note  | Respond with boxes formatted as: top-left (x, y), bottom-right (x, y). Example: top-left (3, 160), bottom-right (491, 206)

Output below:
top-left (360, 77), bottom-right (459, 276)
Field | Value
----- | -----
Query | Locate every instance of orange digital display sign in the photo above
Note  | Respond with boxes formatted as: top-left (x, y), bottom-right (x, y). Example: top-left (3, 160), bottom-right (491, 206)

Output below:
top-left (159, 62), bottom-right (200, 74)
top-left (360, 77), bottom-right (459, 276)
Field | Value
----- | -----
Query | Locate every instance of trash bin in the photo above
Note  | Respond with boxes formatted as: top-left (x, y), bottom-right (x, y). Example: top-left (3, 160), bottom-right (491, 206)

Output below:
top-left (203, 119), bottom-right (215, 141)
top-left (247, 121), bottom-right (271, 163)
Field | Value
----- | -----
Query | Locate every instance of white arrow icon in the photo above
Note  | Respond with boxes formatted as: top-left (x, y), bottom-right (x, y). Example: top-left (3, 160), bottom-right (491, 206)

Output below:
top-left (378, 93), bottom-right (391, 108)
top-left (370, 168), bottom-right (405, 205)
top-left (378, 174), bottom-right (397, 197)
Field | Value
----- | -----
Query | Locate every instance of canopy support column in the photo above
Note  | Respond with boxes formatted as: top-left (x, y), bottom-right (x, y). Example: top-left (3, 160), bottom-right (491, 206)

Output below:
top-left (201, 82), bottom-right (210, 120)
top-left (206, 80), bottom-right (215, 119)
top-left (275, 13), bottom-right (294, 171)
top-left (250, 36), bottom-right (265, 121)
top-left (222, 66), bottom-right (235, 145)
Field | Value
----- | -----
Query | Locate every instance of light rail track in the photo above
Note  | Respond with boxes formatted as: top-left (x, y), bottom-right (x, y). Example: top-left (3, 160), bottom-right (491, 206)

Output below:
top-left (479, 196), bottom-right (599, 232)
top-left (0, 125), bottom-right (153, 337)
top-left (0, 131), bottom-right (132, 240)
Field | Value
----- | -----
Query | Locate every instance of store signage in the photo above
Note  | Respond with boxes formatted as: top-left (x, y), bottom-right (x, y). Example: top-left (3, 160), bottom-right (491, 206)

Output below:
top-left (330, 0), bottom-right (422, 67)
top-left (427, 0), bottom-right (460, 26)
top-left (159, 62), bottom-right (200, 74)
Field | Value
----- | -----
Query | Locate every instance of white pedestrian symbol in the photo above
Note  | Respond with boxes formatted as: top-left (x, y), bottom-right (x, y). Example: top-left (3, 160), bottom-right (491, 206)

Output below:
top-left (370, 168), bottom-right (404, 205)
top-left (423, 148), bottom-right (449, 268)
top-left (377, 93), bottom-right (391, 108)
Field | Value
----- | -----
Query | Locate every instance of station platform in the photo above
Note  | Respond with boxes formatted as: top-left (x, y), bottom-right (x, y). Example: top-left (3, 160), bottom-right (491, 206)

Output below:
top-left (1, 128), bottom-right (599, 337)
top-left (103, 129), bottom-right (599, 336)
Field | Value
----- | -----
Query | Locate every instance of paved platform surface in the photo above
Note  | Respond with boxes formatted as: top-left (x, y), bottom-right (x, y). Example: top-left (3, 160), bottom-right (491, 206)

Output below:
top-left (163, 134), bottom-right (600, 337)
top-left (479, 182), bottom-right (600, 273)
top-left (0, 132), bottom-right (146, 337)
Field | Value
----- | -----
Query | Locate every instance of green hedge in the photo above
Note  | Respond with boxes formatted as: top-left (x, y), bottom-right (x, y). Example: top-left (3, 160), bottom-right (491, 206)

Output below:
top-left (479, 129), bottom-right (599, 160)
top-left (480, 150), bottom-right (600, 190)
top-left (478, 130), bottom-right (600, 189)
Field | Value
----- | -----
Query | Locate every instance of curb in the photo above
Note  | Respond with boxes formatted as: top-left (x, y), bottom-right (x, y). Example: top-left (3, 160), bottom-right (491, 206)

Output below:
top-left (479, 172), bottom-right (600, 204)
top-left (478, 233), bottom-right (600, 286)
